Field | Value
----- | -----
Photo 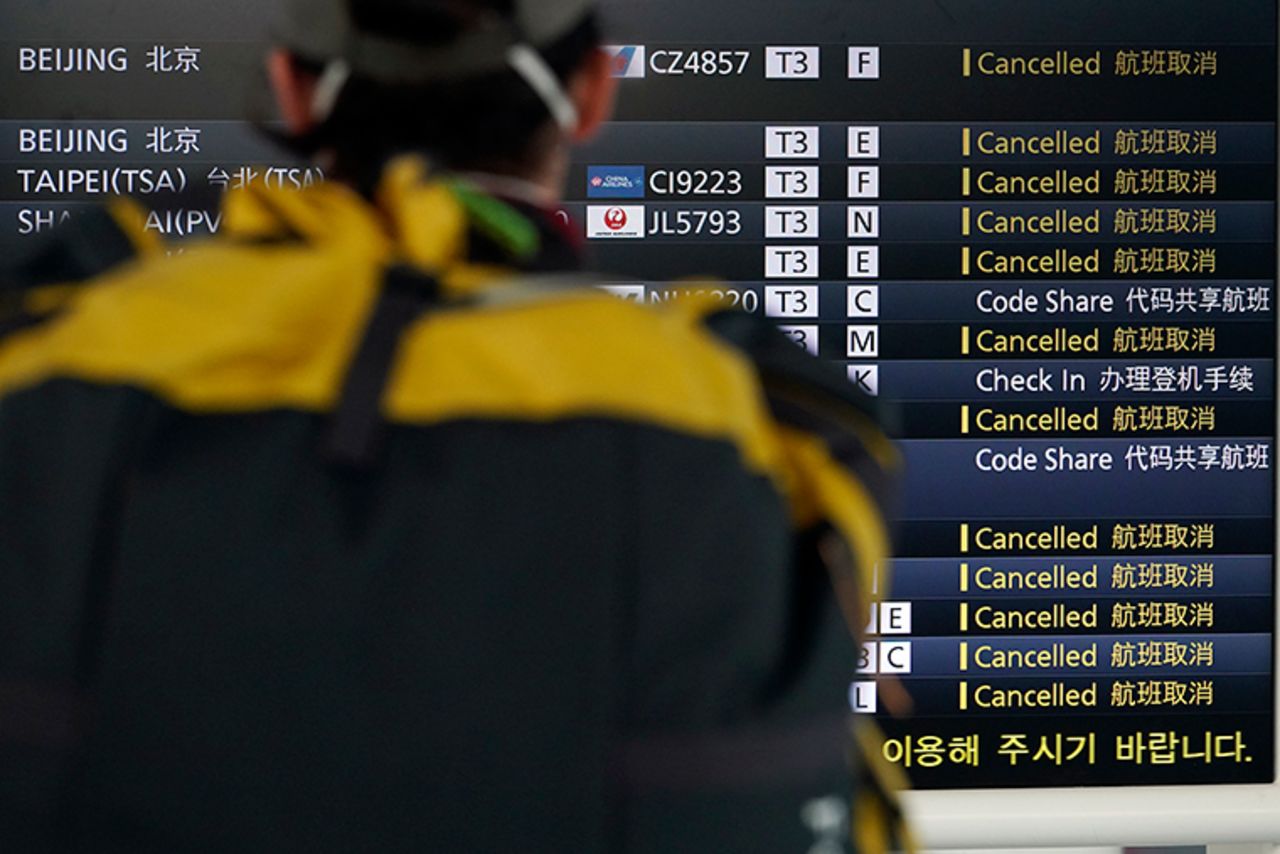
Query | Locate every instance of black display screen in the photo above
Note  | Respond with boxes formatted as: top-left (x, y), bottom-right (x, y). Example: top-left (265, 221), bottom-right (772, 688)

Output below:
top-left (2, 0), bottom-right (1275, 790)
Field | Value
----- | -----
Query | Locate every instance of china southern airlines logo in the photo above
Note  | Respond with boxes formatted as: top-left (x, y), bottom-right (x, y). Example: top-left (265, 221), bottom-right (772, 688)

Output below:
top-left (586, 205), bottom-right (645, 239)
top-left (605, 45), bottom-right (646, 78)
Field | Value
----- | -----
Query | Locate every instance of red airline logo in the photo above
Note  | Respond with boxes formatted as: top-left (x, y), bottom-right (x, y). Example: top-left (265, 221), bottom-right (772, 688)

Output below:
top-left (604, 207), bottom-right (628, 230)
top-left (586, 205), bottom-right (645, 239)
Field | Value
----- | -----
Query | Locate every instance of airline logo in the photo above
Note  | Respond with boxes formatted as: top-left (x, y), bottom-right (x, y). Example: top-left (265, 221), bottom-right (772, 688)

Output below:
top-left (587, 165), bottom-right (646, 198)
top-left (586, 205), bottom-right (646, 239)
top-left (597, 283), bottom-right (647, 302)
top-left (605, 45), bottom-right (646, 78)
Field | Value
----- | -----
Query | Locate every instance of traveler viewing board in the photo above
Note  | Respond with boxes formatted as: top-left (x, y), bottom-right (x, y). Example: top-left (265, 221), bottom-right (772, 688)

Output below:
top-left (2, 0), bottom-right (1276, 846)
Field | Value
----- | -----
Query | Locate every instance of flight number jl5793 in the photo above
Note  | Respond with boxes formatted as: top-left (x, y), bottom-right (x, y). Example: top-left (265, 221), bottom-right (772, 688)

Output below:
top-left (649, 209), bottom-right (743, 236)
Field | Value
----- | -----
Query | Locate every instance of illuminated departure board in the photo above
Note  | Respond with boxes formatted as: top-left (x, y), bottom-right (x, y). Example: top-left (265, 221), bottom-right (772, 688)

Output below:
top-left (575, 0), bottom-right (1279, 790)
top-left (2, 0), bottom-right (1275, 792)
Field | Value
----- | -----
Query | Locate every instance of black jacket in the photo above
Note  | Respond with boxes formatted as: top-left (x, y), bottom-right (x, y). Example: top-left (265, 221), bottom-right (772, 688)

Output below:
top-left (0, 156), bottom-right (903, 853)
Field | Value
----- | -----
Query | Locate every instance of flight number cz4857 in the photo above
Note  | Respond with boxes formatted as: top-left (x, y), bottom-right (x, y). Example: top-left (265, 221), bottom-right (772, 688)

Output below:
top-left (648, 50), bottom-right (751, 75)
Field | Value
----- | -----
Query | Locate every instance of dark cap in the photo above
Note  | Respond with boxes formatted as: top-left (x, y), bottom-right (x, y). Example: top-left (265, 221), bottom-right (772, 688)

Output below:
top-left (276, 0), bottom-right (597, 82)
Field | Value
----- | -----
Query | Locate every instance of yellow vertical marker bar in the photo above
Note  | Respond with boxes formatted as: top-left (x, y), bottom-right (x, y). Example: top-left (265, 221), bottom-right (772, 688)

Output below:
top-left (963, 48), bottom-right (972, 77)
top-left (961, 206), bottom-right (971, 236)
top-left (959, 562), bottom-right (969, 591)
top-left (960, 405), bottom-right (970, 434)
top-left (962, 127), bottom-right (972, 157)
top-left (959, 641), bottom-right (969, 671)
top-left (962, 166), bottom-right (971, 197)
top-left (959, 602), bottom-right (969, 632)
top-left (960, 523), bottom-right (969, 553)
top-left (960, 326), bottom-right (971, 355)
top-left (961, 246), bottom-right (971, 276)
top-left (958, 681), bottom-right (969, 710)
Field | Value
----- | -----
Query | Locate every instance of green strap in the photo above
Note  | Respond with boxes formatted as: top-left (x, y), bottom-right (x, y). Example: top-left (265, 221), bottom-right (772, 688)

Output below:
top-left (448, 181), bottom-right (541, 262)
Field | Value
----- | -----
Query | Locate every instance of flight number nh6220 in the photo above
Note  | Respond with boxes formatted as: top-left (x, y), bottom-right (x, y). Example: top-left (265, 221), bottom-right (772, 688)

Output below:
top-left (649, 169), bottom-right (744, 196)
top-left (649, 50), bottom-right (751, 75)
top-left (649, 209), bottom-right (742, 236)
top-left (650, 287), bottom-right (760, 314)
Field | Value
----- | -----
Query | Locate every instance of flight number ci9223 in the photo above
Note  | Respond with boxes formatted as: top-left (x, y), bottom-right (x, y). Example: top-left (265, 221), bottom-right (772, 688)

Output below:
top-left (649, 50), bottom-right (751, 75)
top-left (650, 209), bottom-right (742, 236)
top-left (649, 169), bottom-right (744, 196)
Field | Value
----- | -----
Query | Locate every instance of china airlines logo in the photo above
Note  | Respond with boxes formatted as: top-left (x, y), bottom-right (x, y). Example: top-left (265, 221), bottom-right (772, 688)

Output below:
top-left (586, 165), bottom-right (646, 199)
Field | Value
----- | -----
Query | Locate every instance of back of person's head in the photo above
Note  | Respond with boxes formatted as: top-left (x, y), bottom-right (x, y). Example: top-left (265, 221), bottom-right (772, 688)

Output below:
top-left (270, 0), bottom-right (606, 184)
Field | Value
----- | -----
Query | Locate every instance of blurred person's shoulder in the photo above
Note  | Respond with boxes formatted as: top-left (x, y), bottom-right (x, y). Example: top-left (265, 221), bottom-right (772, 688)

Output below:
top-left (0, 187), bottom-right (386, 412)
top-left (0, 172), bottom-right (791, 452)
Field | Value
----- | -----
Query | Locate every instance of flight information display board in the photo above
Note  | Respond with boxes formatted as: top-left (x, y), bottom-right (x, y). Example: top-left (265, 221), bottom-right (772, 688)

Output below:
top-left (2, 0), bottom-right (1276, 793)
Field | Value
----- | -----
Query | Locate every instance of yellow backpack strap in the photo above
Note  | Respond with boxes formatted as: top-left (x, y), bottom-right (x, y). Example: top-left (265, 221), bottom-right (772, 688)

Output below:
top-left (320, 262), bottom-right (602, 468)
top-left (1, 198), bottom-right (162, 340)
top-left (698, 304), bottom-right (900, 617)
top-left (5, 198), bottom-right (160, 290)
top-left (696, 301), bottom-right (911, 854)
top-left (852, 719), bottom-right (917, 854)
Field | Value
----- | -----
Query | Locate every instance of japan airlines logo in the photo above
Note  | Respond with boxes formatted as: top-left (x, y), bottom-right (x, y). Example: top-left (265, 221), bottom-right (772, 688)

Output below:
top-left (604, 208), bottom-right (628, 230)
top-left (605, 45), bottom-right (646, 78)
top-left (587, 205), bottom-right (645, 239)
